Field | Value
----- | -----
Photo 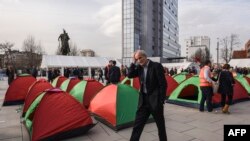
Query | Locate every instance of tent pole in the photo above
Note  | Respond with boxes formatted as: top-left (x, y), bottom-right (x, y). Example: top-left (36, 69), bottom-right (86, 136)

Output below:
top-left (46, 67), bottom-right (48, 80)
top-left (88, 67), bottom-right (91, 78)
top-left (61, 67), bottom-right (64, 76)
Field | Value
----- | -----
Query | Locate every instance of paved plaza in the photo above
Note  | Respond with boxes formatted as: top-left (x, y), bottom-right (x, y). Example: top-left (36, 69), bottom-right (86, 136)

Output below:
top-left (0, 77), bottom-right (250, 141)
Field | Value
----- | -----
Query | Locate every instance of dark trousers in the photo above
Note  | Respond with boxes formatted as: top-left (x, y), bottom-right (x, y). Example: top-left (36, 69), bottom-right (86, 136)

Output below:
top-left (130, 95), bottom-right (167, 141)
top-left (98, 75), bottom-right (104, 83)
top-left (200, 86), bottom-right (213, 112)
top-left (221, 93), bottom-right (233, 106)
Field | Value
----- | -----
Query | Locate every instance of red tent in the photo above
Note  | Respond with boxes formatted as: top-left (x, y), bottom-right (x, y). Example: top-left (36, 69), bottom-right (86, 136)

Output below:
top-left (89, 84), bottom-right (142, 130)
top-left (83, 79), bottom-right (104, 108)
top-left (121, 76), bottom-right (173, 97)
top-left (52, 76), bottom-right (67, 88)
top-left (22, 79), bottom-right (53, 117)
top-left (120, 77), bottom-right (140, 90)
top-left (3, 74), bottom-right (36, 106)
top-left (245, 77), bottom-right (250, 85)
top-left (166, 75), bottom-right (179, 97)
top-left (212, 79), bottom-right (249, 105)
top-left (31, 88), bottom-right (95, 141)
top-left (60, 77), bottom-right (81, 93)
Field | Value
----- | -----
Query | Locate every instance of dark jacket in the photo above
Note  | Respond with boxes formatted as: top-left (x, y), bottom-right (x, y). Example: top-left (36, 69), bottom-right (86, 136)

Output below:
top-left (6, 68), bottom-right (15, 85)
top-left (128, 60), bottom-right (167, 111)
top-left (218, 70), bottom-right (235, 95)
top-left (109, 66), bottom-right (121, 83)
top-left (104, 65), bottom-right (110, 80)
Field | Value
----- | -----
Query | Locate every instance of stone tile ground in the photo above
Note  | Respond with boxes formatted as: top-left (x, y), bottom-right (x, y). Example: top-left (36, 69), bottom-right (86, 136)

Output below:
top-left (0, 77), bottom-right (249, 141)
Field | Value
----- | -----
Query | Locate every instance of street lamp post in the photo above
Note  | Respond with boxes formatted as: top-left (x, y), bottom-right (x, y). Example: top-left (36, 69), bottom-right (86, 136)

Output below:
top-left (216, 38), bottom-right (219, 65)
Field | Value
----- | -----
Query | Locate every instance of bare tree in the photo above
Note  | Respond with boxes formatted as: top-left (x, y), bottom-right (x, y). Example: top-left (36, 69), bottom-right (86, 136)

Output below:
top-left (220, 34), bottom-right (240, 63)
top-left (22, 36), bottom-right (44, 67)
top-left (55, 41), bottom-right (79, 56)
top-left (55, 45), bottom-right (62, 55)
top-left (0, 42), bottom-right (15, 68)
top-left (190, 47), bottom-right (210, 65)
top-left (68, 42), bottom-right (79, 56)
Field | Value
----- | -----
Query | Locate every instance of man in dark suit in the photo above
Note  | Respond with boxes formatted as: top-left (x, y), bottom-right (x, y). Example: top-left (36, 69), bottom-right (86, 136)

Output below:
top-left (128, 50), bottom-right (167, 141)
top-left (109, 60), bottom-right (121, 84)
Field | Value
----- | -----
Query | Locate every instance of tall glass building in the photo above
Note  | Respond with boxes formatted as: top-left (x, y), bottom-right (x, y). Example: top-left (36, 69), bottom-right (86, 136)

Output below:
top-left (122, 0), bottom-right (181, 65)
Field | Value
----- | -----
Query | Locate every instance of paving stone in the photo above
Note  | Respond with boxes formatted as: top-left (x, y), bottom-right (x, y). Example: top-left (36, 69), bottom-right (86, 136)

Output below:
top-left (183, 128), bottom-right (223, 141)
top-left (0, 126), bottom-right (22, 140)
top-left (0, 78), bottom-right (250, 141)
top-left (187, 120), bottom-right (223, 132)
top-left (166, 120), bottom-right (196, 133)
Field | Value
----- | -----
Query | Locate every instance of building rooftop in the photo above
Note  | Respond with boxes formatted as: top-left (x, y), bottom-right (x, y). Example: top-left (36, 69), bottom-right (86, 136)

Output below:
top-left (232, 50), bottom-right (247, 59)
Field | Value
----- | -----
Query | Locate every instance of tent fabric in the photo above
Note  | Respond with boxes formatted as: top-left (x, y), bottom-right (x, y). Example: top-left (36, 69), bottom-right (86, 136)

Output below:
top-left (229, 59), bottom-right (250, 68)
top-left (235, 76), bottom-right (250, 94)
top-left (120, 77), bottom-right (140, 90)
top-left (83, 79), bottom-right (104, 108)
top-left (121, 76), bottom-right (173, 97)
top-left (60, 77), bottom-right (81, 92)
top-left (22, 79), bottom-right (53, 117)
top-left (89, 84), bottom-right (140, 130)
top-left (24, 89), bottom-right (68, 132)
top-left (24, 92), bottom-right (46, 133)
top-left (165, 75), bottom-right (179, 97)
top-left (66, 79), bottom-right (104, 108)
top-left (3, 75), bottom-right (36, 106)
top-left (168, 76), bottom-right (249, 108)
top-left (173, 72), bottom-right (193, 84)
top-left (245, 77), bottom-right (250, 85)
top-left (30, 88), bottom-right (94, 141)
top-left (41, 55), bottom-right (121, 68)
top-left (52, 76), bottom-right (67, 88)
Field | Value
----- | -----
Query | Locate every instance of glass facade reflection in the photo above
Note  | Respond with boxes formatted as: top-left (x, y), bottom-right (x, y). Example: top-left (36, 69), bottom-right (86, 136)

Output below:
top-left (122, 0), bottom-right (181, 65)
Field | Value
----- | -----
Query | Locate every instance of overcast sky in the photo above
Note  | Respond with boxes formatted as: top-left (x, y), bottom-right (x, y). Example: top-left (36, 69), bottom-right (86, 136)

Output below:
top-left (0, 0), bottom-right (249, 61)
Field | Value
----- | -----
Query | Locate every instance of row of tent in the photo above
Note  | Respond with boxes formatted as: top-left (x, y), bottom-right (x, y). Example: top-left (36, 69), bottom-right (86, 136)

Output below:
top-left (122, 72), bottom-right (250, 108)
top-left (2, 73), bottom-right (250, 140)
top-left (3, 75), bottom-right (149, 140)
top-left (3, 75), bottom-right (100, 140)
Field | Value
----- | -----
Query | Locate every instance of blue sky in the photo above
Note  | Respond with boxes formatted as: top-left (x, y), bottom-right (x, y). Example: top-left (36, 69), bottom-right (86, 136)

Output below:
top-left (0, 0), bottom-right (249, 61)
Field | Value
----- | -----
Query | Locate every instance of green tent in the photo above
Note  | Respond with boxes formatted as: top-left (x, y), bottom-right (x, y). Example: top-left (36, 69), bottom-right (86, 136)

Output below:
top-left (173, 72), bottom-right (193, 84)
top-left (120, 77), bottom-right (140, 90)
top-left (24, 92), bottom-right (46, 133)
top-left (234, 75), bottom-right (250, 94)
top-left (60, 79), bottom-right (104, 108)
top-left (51, 76), bottom-right (67, 87)
top-left (89, 84), bottom-right (153, 130)
top-left (60, 80), bottom-right (86, 103)
top-left (168, 76), bottom-right (202, 108)
top-left (168, 75), bottom-right (250, 108)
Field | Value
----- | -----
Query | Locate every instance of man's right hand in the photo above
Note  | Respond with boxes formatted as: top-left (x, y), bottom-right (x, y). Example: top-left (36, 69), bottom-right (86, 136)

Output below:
top-left (133, 51), bottom-right (138, 64)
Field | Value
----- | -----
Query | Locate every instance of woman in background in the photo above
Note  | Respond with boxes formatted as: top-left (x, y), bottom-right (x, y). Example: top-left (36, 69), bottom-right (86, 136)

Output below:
top-left (218, 64), bottom-right (235, 114)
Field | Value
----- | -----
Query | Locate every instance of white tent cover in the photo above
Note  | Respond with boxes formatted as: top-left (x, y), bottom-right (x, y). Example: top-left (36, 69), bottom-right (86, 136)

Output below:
top-left (229, 59), bottom-right (250, 68)
top-left (162, 62), bottom-right (200, 73)
top-left (40, 55), bottom-right (121, 68)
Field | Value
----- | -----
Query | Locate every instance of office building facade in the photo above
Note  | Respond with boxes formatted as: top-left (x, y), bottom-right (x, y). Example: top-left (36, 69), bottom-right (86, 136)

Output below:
top-left (185, 36), bottom-right (210, 60)
top-left (122, 0), bottom-right (181, 65)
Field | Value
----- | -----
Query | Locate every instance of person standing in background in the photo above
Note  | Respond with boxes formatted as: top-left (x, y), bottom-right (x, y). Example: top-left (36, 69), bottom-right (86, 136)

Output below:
top-left (6, 66), bottom-right (15, 85)
top-left (218, 64), bottom-right (235, 114)
top-left (109, 60), bottom-right (121, 84)
top-left (199, 60), bottom-right (215, 112)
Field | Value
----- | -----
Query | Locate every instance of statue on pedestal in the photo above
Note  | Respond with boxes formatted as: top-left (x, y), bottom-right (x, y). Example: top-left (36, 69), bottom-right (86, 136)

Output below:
top-left (58, 29), bottom-right (70, 55)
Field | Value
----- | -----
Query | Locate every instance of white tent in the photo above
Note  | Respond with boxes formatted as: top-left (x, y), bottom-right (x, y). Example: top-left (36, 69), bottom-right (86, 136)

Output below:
top-left (229, 59), bottom-right (250, 68)
top-left (40, 55), bottom-right (121, 76)
top-left (162, 62), bottom-right (200, 73)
